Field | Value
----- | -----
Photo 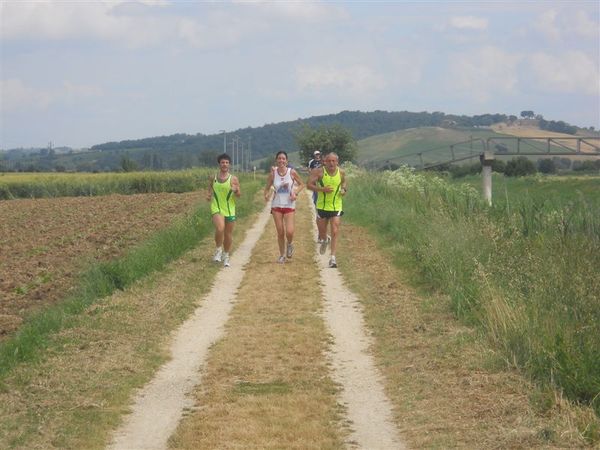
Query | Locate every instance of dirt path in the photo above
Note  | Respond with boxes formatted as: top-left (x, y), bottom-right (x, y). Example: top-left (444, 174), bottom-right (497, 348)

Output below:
top-left (309, 195), bottom-right (404, 449)
top-left (108, 193), bottom-right (403, 449)
top-left (108, 204), bottom-right (272, 450)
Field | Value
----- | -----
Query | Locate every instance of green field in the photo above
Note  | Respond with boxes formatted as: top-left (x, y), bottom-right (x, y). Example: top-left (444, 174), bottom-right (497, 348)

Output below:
top-left (0, 169), bottom-right (218, 199)
top-left (460, 173), bottom-right (600, 209)
top-left (345, 167), bottom-right (600, 421)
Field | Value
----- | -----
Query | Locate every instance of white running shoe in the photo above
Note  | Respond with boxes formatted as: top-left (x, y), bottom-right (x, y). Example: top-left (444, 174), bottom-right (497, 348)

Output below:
top-left (213, 248), bottom-right (223, 262)
top-left (277, 255), bottom-right (286, 264)
top-left (223, 253), bottom-right (230, 267)
top-left (286, 243), bottom-right (294, 258)
top-left (328, 256), bottom-right (337, 268)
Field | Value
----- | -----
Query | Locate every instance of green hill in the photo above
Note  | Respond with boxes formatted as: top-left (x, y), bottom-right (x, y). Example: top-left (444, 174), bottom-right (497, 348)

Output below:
top-left (356, 126), bottom-right (582, 169)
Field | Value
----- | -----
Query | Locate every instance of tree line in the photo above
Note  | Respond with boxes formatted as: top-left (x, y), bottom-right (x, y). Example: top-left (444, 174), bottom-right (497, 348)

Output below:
top-left (1, 110), bottom-right (591, 173)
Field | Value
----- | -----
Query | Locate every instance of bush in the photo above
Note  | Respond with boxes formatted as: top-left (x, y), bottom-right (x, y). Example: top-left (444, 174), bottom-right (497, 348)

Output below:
top-left (491, 159), bottom-right (506, 174)
top-left (573, 160), bottom-right (600, 173)
top-left (537, 159), bottom-right (557, 174)
top-left (450, 162), bottom-right (480, 178)
top-left (505, 156), bottom-right (536, 177)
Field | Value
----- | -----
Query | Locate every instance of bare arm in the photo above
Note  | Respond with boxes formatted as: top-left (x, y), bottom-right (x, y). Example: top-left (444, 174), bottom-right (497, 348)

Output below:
top-left (206, 175), bottom-right (215, 201)
top-left (307, 167), bottom-right (323, 192)
top-left (340, 169), bottom-right (348, 196)
top-left (290, 169), bottom-right (304, 200)
top-left (231, 176), bottom-right (241, 197)
top-left (263, 169), bottom-right (275, 201)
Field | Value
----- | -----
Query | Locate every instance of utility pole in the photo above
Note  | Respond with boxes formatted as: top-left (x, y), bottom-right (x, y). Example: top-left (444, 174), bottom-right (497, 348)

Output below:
top-left (230, 137), bottom-right (235, 167)
top-left (220, 130), bottom-right (226, 154)
top-left (248, 135), bottom-right (252, 172)
top-left (234, 136), bottom-right (239, 171)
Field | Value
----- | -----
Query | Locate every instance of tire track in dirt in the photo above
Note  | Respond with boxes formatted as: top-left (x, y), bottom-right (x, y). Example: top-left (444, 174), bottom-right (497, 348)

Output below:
top-left (109, 194), bottom-right (404, 449)
top-left (308, 194), bottom-right (405, 449)
top-left (108, 203), bottom-right (272, 450)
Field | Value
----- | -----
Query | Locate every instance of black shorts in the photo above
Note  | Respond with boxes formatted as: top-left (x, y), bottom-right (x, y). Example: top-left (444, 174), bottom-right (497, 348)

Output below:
top-left (316, 209), bottom-right (344, 219)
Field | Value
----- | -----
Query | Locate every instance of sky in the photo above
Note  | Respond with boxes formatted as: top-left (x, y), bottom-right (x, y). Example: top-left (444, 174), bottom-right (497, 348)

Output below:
top-left (1, 0), bottom-right (599, 150)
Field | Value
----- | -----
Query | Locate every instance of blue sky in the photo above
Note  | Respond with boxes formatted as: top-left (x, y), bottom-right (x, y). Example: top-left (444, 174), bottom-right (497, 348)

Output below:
top-left (1, 0), bottom-right (598, 149)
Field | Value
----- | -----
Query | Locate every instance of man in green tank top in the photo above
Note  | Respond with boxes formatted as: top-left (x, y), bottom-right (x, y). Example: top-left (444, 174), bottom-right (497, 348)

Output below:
top-left (307, 152), bottom-right (348, 268)
top-left (206, 153), bottom-right (241, 267)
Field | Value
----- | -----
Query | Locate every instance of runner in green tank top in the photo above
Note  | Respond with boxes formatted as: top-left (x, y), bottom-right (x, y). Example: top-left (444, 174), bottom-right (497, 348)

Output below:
top-left (307, 152), bottom-right (348, 268)
top-left (206, 153), bottom-right (241, 267)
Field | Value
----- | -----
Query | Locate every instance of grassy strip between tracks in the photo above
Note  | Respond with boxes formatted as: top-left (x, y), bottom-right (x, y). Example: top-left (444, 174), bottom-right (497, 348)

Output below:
top-left (0, 180), bottom-right (263, 380)
top-left (169, 192), bottom-right (347, 449)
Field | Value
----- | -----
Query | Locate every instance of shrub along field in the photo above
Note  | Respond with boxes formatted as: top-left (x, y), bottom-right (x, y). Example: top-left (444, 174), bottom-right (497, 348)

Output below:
top-left (344, 166), bottom-right (600, 421)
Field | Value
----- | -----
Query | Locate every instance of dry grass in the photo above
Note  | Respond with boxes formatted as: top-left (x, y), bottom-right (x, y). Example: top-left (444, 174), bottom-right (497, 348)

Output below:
top-left (491, 123), bottom-right (598, 154)
top-left (0, 208), bottom-right (255, 449)
top-left (169, 202), bottom-right (347, 449)
top-left (337, 225), bottom-right (595, 448)
top-left (2, 191), bottom-right (597, 448)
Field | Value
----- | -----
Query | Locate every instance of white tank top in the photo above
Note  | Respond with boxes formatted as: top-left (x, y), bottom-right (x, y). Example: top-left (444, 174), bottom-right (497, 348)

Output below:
top-left (271, 167), bottom-right (296, 209)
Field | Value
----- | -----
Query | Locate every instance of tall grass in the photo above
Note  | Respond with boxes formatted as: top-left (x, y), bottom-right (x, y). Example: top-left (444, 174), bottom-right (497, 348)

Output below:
top-left (0, 179), bottom-right (263, 378)
top-left (0, 169), bottom-right (215, 199)
top-left (345, 165), bottom-right (600, 418)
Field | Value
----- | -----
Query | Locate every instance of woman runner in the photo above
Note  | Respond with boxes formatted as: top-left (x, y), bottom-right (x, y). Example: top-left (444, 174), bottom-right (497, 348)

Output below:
top-left (264, 151), bottom-right (305, 263)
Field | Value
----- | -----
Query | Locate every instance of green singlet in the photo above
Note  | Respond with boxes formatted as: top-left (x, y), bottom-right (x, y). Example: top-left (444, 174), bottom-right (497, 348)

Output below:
top-left (211, 174), bottom-right (236, 220)
top-left (317, 167), bottom-right (342, 211)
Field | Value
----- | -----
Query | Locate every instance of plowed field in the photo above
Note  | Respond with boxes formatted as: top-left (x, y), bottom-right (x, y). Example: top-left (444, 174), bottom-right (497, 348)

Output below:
top-left (0, 192), bottom-right (204, 337)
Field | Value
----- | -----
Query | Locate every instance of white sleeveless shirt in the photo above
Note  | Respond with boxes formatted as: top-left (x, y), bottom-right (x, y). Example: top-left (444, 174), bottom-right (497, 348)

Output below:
top-left (271, 167), bottom-right (296, 209)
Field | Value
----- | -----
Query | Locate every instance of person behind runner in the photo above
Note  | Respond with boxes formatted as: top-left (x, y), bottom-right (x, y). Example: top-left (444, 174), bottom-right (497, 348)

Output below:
top-left (206, 153), bottom-right (241, 267)
top-left (308, 150), bottom-right (322, 170)
top-left (307, 150), bottom-right (322, 205)
top-left (307, 152), bottom-right (347, 268)
top-left (264, 151), bottom-right (305, 264)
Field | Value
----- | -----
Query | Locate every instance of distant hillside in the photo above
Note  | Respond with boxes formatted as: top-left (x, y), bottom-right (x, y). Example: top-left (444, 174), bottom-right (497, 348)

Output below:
top-left (357, 127), bottom-right (501, 168)
top-left (356, 124), bottom-right (600, 169)
top-left (491, 122), bottom-right (600, 154)
top-left (0, 111), bottom-right (589, 172)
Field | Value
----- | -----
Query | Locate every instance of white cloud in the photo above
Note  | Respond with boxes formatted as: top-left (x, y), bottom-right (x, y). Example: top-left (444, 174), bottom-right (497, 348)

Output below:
top-left (535, 9), bottom-right (561, 41)
top-left (0, 78), bottom-right (103, 113)
top-left (534, 8), bottom-right (599, 42)
top-left (384, 49), bottom-right (424, 86)
top-left (1, 1), bottom-right (348, 50)
top-left (449, 16), bottom-right (488, 31)
top-left (295, 65), bottom-right (386, 96)
top-left (0, 78), bottom-right (54, 112)
top-left (1, 1), bottom-right (172, 48)
top-left (529, 51), bottom-right (600, 95)
top-left (570, 10), bottom-right (599, 39)
top-left (447, 46), bottom-right (520, 102)
top-left (237, 1), bottom-right (348, 22)
top-left (177, 15), bottom-right (250, 49)
top-left (62, 81), bottom-right (104, 102)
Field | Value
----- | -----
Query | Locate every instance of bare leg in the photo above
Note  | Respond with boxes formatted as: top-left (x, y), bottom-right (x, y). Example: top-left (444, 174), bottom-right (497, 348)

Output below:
top-left (223, 220), bottom-right (235, 253)
top-left (272, 211), bottom-right (286, 256)
top-left (212, 214), bottom-right (225, 248)
top-left (329, 216), bottom-right (341, 257)
top-left (284, 211), bottom-right (295, 244)
top-left (316, 216), bottom-right (329, 242)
